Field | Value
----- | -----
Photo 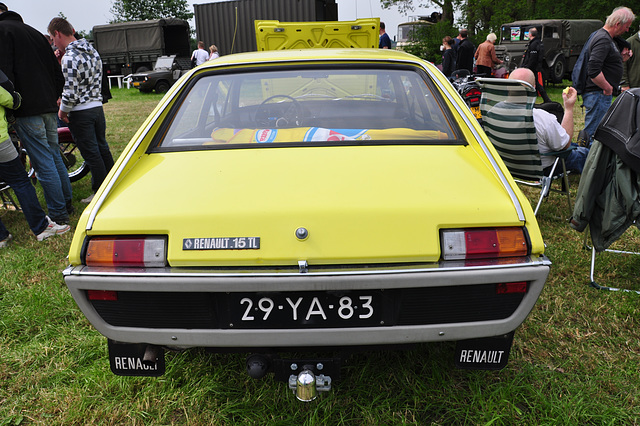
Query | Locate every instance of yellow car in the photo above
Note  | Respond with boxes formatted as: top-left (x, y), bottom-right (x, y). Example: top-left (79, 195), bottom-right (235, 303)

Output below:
top-left (63, 48), bottom-right (549, 397)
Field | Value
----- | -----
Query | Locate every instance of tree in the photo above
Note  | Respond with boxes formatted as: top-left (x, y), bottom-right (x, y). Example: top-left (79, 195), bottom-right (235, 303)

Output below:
top-left (381, 0), bottom-right (455, 26)
top-left (110, 0), bottom-right (194, 22)
top-left (401, 20), bottom-right (457, 64)
top-left (462, 0), bottom-right (640, 36)
top-left (461, 0), bottom-right (528, 36)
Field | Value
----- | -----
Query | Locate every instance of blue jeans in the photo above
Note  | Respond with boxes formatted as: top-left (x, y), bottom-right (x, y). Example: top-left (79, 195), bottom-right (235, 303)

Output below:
top-left (68, 107), bottom-right (114, 193)
top-left (14, 114), bottom-right (72, 223)
top-left (582, 91), bottom-right (612, 142)
top-left (564, 144), bottom-right (590, 174)
top-left (0, 156), bottom-right (49, 240)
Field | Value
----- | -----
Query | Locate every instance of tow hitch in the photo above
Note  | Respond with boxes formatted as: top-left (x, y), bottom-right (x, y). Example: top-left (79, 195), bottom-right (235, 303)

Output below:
top-left (246, 354), bottom-right (340, 402)
top-left (288, 364), bottom-right (332, 401)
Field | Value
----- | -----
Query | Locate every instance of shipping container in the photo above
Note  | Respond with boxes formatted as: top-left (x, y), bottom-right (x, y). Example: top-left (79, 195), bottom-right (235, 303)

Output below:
top-left (194, 0), bottom-right (338, 55)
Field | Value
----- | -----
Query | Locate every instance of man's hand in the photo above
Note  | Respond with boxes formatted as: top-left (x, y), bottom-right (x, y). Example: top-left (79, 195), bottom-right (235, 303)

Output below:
top-left (58, 109), bottom-right (69, 124)
top-left (562, 86), bottom-right (577, 109)
top-left (591, 72), bottom-right (613, 95)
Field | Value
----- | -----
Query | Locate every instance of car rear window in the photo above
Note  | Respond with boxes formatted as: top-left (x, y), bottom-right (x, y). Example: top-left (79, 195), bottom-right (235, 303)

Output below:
top-left (156, 66), bottom-right (458, 149)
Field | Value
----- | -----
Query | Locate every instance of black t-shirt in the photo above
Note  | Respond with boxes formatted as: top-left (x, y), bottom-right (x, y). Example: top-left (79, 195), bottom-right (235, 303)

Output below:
top-left (585, 28), bottom-right (623, 93)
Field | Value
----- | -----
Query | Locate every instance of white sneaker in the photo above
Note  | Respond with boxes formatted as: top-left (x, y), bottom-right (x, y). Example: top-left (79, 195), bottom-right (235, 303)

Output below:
top-left (81, 194), bottom-right (95, 203)
top-left (37, 217), bottom-right (71, 241)
top-left (0, 234), bottom-right (12, 248)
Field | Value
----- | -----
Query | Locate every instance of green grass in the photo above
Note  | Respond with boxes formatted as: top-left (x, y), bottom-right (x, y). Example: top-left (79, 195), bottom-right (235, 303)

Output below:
top-left (1, 85), bottom-right (639, 425)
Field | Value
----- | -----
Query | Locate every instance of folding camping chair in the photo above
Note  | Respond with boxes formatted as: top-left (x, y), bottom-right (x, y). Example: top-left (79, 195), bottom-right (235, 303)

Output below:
top-left (570, 88), bottom-right (640, 294)
top-left (476, 77), bottom-right (573, 217)
top-left (573, 141), bottom-right (640, 295)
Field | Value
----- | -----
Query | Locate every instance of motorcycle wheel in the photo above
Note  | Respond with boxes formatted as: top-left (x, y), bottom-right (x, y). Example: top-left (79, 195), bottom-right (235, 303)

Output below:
top-left (58, 139), bottom-right (90, 182)
top-left (23, 141), bottom-right (90, 183)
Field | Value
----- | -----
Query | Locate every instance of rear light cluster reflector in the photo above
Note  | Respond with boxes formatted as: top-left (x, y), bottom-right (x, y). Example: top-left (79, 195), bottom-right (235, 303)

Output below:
top-left (87, 290), bottom-right (118, 301)
top-left (441, 227), bottom-right (528, 260)
top-left (85, 237), bottom-right (166, 267)
top-left (496, 282), bottom-right (527, 294)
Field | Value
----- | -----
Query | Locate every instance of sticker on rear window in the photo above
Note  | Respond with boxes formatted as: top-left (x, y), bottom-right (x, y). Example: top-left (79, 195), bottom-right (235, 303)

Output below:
top-left (183, 237), bottom-right (260, 250)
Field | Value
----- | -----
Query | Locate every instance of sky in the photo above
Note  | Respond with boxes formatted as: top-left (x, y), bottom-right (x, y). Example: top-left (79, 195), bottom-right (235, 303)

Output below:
top-left (9, 0), bottom-right (438, 41)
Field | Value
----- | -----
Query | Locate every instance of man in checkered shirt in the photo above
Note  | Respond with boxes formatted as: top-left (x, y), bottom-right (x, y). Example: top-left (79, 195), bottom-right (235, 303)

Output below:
top-left (48, 17), bottom-right (114, 204)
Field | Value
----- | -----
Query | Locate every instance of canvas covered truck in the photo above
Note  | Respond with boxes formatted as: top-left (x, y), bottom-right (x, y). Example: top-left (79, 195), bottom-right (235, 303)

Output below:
top-left (494, 19), bottom-right (603, 83)
top-left (93, 18), bottom-right (192, 77)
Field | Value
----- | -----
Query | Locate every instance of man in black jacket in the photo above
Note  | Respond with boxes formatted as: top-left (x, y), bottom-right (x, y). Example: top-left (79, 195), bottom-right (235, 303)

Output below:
top-left (522, 27), bottom-right (551, 103)
top-left (0, 5), bottom-right (73, 225)
top-left (456, 29), bottom-right (475, 74)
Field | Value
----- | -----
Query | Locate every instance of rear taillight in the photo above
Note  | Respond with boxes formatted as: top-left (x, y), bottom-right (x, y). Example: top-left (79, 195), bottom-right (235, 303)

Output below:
top-left (465, 88), bottom-right (482, 106)
top-left (441, 227), bottom-right (529, 260)
top-left (85, 237), bottom-right (166, 267)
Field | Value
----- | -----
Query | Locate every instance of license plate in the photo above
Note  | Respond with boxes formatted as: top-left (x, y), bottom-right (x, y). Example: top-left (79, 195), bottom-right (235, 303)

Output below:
top-left (471, 105), bottom-right (482, 119)
top-left (133, 82), bottom-right (140, 87)
top-left (227, 291), bottom-right (385, 328)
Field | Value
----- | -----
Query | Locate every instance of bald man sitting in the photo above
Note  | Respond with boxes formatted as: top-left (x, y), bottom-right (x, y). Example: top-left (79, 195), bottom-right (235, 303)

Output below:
top-left (509, 67), bottom-right (590, 173)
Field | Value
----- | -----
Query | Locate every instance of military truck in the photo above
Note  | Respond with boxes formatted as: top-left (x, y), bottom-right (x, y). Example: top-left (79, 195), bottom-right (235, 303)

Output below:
top-left (93, 19), bottom-right (192, 76)
top-left (494, 19), bottom-right (603, 83)
top-left (129, 55), bottom-right (192, 93)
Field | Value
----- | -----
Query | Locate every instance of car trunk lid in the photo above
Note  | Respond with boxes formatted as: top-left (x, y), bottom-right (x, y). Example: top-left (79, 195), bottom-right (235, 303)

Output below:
top-left (90, 144), bottom-right (523, 267)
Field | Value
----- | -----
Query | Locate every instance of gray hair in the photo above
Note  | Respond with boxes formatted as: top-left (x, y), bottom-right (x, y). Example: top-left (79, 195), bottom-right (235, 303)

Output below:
top-left (486, 33), bottom-right (497, 43)
top-left (606, 6), bottom-right (635, 26)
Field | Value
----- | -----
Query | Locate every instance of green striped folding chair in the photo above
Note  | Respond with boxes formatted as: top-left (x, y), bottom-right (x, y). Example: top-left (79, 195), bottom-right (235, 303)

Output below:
top-left (476, 77), bottom-right (572, 217)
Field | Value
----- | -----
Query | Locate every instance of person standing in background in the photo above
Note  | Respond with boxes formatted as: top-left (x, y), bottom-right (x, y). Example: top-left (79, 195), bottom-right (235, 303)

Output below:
top-left (582, 6), bottom-right (635, 141)
top-left (622, 28), bottom-right (639, 90)
top-left (456, 29), bottom-right (475, 74)
top-left (441, 36), bottom-right (456, 77)
top-left (191, 41), bottom-right (209, 66)
top-left (474, 33), bottom-right (502, 76)
top-left (522, 27), bottom-right (551, 103)
top-left (379, 22), bottom-right (392, 49)
top-left (0, 69), bottom-right (70, 247)
top-left (0, 3), bottom-right (73, 225)
top-left (208, 44), bottom-right (219, 60)
top-left (49, 17), bottom-right (114, 204)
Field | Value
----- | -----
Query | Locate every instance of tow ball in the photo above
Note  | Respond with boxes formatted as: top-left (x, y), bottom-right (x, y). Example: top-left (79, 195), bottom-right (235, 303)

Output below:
top-left (288, 364), bottom-right (332, 402)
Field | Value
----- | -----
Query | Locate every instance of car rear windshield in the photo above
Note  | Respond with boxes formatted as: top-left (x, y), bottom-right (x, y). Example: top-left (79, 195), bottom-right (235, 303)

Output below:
top-left (156, 66), bottom-right (459, 149)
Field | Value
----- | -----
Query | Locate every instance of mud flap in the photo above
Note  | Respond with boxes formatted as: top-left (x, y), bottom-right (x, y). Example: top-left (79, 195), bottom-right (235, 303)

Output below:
top-left (454, 331), bottom-right (514, 370)
top-left (108, 340), bottom-right (165, 377)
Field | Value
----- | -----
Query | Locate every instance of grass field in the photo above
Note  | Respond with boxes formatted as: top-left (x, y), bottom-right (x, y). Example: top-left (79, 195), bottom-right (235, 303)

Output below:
top-left (1, 84), bottom-right (639, 425)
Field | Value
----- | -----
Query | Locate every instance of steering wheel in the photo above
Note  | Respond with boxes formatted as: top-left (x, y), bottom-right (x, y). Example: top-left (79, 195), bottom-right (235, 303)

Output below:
top-left (256, 95), bottom-right (304, 128)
